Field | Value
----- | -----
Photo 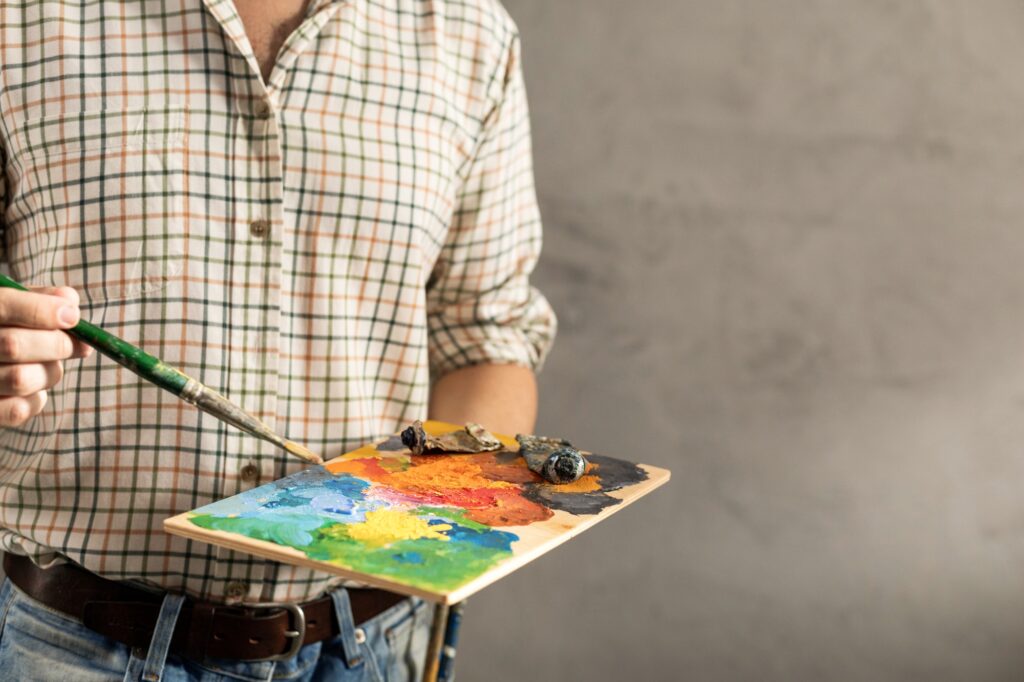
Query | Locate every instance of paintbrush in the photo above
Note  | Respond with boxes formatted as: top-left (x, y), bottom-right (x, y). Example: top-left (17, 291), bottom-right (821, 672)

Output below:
top-left (0, 273), bottom-right (322, 465)
top-left (423, 602), bottom-right (450, 682)
top-left (436, 600), bottom-right (466, 682)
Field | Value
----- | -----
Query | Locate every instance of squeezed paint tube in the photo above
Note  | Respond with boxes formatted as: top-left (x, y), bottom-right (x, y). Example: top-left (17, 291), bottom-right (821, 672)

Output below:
top-left (401, 420), bottom-right (503, 455)
top-left (515, 434), bottom-right (587, 484)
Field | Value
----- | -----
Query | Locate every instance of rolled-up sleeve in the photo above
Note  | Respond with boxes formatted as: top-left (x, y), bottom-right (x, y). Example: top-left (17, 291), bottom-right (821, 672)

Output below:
top-left (427, 34), bottom-right (557, 378)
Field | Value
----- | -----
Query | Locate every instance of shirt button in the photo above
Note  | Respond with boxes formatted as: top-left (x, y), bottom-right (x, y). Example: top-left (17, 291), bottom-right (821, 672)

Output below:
top-left (225, 581), bottom-right (248, 600)
top-left (354, 627), bottom-right (366, 644)
top-left (254, 99), bottom-right (272, 118)
top-left (249, 219), bottom-right (270, 239)
top-left (240, 463), bottom-right (260, 483)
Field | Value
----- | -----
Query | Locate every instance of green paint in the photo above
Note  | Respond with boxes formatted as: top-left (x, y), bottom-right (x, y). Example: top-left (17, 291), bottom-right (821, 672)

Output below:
top-left (191, 512), bottom-right (330, 548)
top-left (190, 508), bottom-right (516, 593)
top-left (307, 533), bottom-right (504, 592)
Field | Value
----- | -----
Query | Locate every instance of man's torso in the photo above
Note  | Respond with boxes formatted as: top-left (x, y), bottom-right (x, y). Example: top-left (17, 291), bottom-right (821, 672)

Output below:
top-left (0, 0), bottom-right (521, 602)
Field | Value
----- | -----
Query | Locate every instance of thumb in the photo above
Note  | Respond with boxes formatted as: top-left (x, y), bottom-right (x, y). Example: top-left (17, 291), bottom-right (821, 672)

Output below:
top-left (30, 286), bottom-right (92, 359)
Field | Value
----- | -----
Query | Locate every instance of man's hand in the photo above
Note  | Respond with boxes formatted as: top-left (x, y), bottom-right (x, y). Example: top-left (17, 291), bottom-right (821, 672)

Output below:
top-left (0, 286), bottom-right (92, 426)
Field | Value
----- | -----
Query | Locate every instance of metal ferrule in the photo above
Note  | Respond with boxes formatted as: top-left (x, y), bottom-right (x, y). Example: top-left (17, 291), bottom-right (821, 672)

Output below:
top-left (186, 382), bottom-right (288, 451)
top-left (179, 378), bottom-right (204, 406)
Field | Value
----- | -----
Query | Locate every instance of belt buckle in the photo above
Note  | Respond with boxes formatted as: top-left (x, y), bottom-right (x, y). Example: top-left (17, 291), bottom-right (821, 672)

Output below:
top-left (249, 601), bottom-right (306, 661)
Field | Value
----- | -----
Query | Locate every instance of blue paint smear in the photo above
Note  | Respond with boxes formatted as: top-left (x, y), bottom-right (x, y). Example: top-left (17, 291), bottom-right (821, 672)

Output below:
top-left (392, 551), bottom-right (425, 564)
top-left (443, 524), bottom-right (517, 552)
top-left (194, 470), bottom-right (372, 520)
top-left (263, 495), bottom-right (309, 510)
top-left (309, 492), bottom-right (357, 516)
top-left (322, 474), bottom-right (370, 499)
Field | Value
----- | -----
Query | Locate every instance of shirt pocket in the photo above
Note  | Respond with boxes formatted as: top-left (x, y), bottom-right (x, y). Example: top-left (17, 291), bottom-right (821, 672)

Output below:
top-left (4, 106), bottom-right (187, 304)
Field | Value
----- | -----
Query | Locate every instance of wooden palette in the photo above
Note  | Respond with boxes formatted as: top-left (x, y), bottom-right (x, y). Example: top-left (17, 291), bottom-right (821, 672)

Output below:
top-left (164, 421), bottom-right (671, 604)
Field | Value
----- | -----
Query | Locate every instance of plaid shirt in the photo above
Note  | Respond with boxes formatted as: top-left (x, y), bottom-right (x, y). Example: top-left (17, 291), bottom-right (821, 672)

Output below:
top-left (0, 0), bottom-right (554, 603)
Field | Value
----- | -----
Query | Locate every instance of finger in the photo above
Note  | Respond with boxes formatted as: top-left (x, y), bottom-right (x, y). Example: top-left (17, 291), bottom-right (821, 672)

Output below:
top-left (28, 389), bottom-right (47, 418)
top-left (0, 390), bottom-right (46, 427)
top-left (0, 329), bottom-right (76, 363)
top-left (0, 361), bottom-right (63, 396)
top-left (69, 338), bottom-right (94, 360)
top-left (25, 289), bottom-right (91, 358)
top-left (31, 286), bottom-right (81, 307)
top-left (0, 288), bottom-right (79, 330)
top-left (25, 387), bottom-right (46, 419)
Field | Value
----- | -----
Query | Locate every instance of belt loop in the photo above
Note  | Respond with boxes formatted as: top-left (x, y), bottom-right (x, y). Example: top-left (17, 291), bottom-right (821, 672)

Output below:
top-left (132, 593), bottom-right (185, 682)
top-left (329, 588), bottom-right (364, 669)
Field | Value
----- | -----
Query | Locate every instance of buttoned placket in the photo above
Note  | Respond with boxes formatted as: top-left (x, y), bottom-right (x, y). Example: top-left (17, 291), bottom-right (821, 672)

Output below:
top-left (198, 0), bottom-right (343, 603)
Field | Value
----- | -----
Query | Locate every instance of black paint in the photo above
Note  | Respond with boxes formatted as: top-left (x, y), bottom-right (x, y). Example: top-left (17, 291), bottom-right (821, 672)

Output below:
top-left (523, 454), bottom-right (648, 515)
top-left (377, 434), bottom-right (406, 451)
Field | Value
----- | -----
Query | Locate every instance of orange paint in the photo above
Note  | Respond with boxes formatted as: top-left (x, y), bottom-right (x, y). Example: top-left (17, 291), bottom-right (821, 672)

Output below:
top-left (329, 456), bottom-right (401, 480)
top-left (475, 453), bottom-right (538, 484)
top-left (465, 490), bottom-right (552, 526)
top-left (543, 474), bottom-right (602, 494)
top-left (328, 453), bottom-right (553, 526)
top-left (391, 456), bottom-right (517, 492)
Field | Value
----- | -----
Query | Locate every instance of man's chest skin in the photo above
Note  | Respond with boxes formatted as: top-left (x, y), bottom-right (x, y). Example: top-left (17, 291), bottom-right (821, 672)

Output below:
top-left (233, 0), bottom-right (310, 81)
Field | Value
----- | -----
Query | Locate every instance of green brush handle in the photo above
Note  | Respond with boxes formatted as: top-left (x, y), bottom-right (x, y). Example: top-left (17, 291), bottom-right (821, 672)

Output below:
top-left (0, 273), bottom-right (189, 396)
top-left (0, 273), bottom-right (323, 464)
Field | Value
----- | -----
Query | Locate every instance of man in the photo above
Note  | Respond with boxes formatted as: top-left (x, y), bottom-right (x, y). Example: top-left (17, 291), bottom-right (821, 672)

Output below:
top-left (0, 0), bottom-right (555, 679)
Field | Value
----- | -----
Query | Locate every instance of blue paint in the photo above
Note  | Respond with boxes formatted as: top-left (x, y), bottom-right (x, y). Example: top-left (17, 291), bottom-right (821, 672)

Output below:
top-left (322, 474), bottom-right (370, 499)
top-left (393, 551), bottom-right (425, 564)
top-left (263, 495), bottom-right (308, 509)
top-left (196, 470), bottom-right (376, 523)
top-left (309, 492), bottom-right (358, 516)
top-left (443, 524), bottom-right (517, 551)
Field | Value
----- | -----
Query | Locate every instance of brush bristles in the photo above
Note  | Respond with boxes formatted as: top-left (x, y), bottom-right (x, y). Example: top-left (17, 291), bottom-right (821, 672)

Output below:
top-left (283, 440), bottom-right (324, 465)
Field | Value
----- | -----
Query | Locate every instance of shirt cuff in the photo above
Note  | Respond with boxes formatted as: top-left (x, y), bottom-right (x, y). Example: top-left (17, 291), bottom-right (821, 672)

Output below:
top-left (428, 286), bottom-right (557, 378)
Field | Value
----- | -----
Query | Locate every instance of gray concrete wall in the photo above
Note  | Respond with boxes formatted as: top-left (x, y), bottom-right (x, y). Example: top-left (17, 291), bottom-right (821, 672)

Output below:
top-left (459, 2), bottom-right (1024, 680)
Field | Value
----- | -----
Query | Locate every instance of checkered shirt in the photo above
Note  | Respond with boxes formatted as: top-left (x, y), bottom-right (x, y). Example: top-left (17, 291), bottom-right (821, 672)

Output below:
top-left (0, 0), bottom-right (555, 603)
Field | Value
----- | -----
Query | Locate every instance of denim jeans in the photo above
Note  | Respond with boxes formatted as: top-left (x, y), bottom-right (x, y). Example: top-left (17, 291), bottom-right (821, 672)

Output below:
top-left (0, 578), bottom-right (434, 681)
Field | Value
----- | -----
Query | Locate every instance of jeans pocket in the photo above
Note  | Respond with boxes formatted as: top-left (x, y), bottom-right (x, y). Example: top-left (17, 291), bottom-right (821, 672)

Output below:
top-left (0, 581), bottom-right (128, 681)
top-left (5, 106), bottom-right (188, 304)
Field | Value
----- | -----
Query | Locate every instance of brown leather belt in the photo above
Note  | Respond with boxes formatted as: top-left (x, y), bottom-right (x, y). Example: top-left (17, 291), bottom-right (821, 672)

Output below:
top-left (3, 553), bottom-right (406, 661)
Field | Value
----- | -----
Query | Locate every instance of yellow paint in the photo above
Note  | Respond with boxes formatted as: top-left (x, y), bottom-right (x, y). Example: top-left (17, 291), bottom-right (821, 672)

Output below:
top-left (343, 509), bottom-right (452, 546)
top-left (338, 443), bottom-right (380, 461)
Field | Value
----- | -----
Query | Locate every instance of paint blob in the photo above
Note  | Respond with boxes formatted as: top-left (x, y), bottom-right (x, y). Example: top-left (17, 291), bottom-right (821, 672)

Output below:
top-left (342, 509), bottom-right (452, 546)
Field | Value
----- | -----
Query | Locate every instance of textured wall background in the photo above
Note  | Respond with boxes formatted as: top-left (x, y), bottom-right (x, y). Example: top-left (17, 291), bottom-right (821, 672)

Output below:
top-left (459, 2), bottom-right (1024, 680)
